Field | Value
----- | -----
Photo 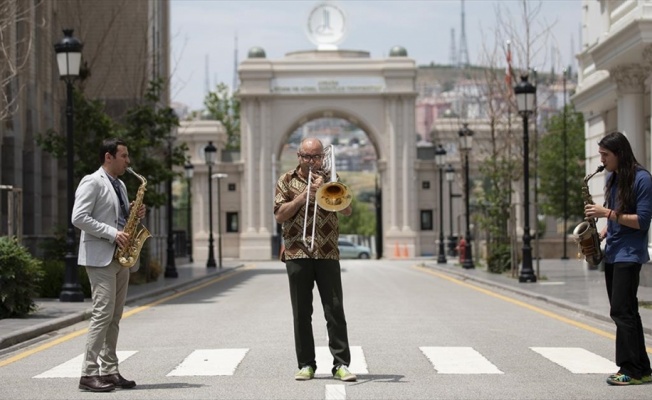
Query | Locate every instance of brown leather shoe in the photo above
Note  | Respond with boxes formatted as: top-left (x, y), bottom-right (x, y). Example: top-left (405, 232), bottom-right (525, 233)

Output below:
top-left (79, 375), bottom-right (115, 392)
top-left (102, 373), bottom-right (136, 389)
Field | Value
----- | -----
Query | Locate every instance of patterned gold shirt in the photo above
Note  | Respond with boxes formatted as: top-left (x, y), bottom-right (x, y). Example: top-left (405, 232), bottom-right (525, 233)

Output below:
top-left (274, 167), bottom-right (340, 260)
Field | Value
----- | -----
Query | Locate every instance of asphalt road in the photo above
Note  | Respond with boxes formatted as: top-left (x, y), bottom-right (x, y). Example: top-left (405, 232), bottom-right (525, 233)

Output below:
top-left (0, 260), bottom-right (650, 400)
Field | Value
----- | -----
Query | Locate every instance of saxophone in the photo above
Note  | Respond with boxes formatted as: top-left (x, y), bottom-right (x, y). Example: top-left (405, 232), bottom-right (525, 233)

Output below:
top-left (572, 165), bottom-right (605, 266)
top-left (114, 167), bottom-right (151, 268)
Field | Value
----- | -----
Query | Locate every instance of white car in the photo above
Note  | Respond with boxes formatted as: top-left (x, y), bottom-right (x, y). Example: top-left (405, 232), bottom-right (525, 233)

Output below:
top-left (338, 239), bottom-right (371, 259)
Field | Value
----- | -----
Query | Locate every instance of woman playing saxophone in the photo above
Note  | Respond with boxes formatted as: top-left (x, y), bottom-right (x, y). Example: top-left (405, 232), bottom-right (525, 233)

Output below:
top-left (583, 131), bottom-right (652, 386)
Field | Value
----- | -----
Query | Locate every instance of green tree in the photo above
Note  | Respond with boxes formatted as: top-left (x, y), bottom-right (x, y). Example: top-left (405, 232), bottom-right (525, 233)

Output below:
top-left (539, 104), bottom-right (585, 225)
top-left (204, 82), bottom-right (240, 150)
top-left (338, 196), bottom-right (376, 236)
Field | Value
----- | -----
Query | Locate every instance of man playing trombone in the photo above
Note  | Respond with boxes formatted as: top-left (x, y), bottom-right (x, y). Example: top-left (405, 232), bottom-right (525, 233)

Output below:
top-left (273, 137), bottom-right (357, 382)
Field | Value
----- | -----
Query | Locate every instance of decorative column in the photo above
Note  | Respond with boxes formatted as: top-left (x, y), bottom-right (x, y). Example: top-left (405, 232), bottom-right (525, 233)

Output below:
top-left (610, 64), bottom-right (647, 164)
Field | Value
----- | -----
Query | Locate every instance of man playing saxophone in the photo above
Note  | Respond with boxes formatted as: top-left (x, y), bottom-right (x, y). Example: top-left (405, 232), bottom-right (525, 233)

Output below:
top-left (583, 131), bottom-right (652, 385)
top-left (72, 138), bottom-right (146, 392)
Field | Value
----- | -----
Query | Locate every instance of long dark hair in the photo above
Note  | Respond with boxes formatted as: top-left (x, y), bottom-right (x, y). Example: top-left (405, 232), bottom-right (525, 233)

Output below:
top-left (598, 131), bottom-right (646, 213)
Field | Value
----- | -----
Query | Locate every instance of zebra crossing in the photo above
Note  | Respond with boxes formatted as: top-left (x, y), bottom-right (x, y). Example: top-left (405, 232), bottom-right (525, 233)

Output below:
top-left (32, 346), bottom-right (617, 379)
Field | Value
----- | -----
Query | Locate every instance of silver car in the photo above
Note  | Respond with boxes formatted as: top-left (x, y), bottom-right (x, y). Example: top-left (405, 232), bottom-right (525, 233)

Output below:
top-left (338, 239), bottom-right (371, 259)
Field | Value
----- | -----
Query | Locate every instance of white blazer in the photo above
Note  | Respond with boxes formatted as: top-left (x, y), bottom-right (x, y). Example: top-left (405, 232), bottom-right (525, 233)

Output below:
top-left (72, 167), bottom-right (132, 268)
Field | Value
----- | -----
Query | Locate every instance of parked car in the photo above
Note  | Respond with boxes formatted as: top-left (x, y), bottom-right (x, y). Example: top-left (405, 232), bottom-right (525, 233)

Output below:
top-left (338, 239), bottom-right (371, 259)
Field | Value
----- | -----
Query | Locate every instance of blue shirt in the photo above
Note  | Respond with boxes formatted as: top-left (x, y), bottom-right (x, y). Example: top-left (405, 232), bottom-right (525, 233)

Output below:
top-left (604, 167), bottom-right (652, 264)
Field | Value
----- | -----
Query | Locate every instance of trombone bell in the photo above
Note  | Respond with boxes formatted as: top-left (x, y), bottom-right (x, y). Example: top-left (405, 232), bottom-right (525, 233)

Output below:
top-left (316, 182), bottom-right (352, 212)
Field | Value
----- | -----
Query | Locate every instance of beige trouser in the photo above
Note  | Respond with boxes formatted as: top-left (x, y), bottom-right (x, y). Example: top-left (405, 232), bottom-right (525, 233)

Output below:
top-left (81, 260), bottom-right (129, 376)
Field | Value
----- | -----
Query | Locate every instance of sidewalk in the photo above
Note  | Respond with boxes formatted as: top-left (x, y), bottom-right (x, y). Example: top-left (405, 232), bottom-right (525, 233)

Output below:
top-left (0, 260), bottom-right (243, 351)
top-left (424, 258), bottom-right (652, 336)
top-left (2, 258), bottom-right (652, 352)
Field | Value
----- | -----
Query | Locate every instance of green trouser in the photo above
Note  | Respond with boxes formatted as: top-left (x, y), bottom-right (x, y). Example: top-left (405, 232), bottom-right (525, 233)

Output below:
top-left (285, 258), bottom-right (351, 374)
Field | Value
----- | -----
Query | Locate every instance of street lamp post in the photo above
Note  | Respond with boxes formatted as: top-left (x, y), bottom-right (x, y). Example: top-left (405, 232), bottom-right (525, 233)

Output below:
top-left (458, 123), bottom-right (475, 269)
top-left (212, 173), bottom-right (228, 269)
top-left (204, 142), bottom-right (217, 268)
top-left (164, 122), bottom-right (178, 278)
top-left (445, 164), bottom-right (456, 256)
top-left (184, 162), bottom-right (194, 262)
top-left (435, 144), bottom-right (447, 264)
top-left (55, 29), bottom-right (84, 302)
top-left (514, 74), bottom-right (537, 283)
top-left (561, 68), bottom-right (569, 260)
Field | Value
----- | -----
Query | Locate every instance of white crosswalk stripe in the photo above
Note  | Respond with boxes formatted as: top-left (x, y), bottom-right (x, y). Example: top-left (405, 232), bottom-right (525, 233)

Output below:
top-left (29, 346), bottom-right (618, 379)
top-left (530, 347), bottom-right (617, 374)
top-left (315, 346), bottom-right (368, 375)
top-left (166, 348), bottom-right (249, 376)
top-left (33, 351), bottom-right (138, 378)
top-left (419, 346), bottom-right (503, 374)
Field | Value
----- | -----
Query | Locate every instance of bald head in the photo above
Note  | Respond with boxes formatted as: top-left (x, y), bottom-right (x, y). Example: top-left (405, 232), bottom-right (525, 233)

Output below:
top-left (299, 138), bottom-right (323, 154)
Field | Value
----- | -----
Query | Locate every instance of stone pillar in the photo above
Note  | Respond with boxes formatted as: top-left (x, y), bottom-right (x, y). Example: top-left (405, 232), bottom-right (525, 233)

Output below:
top-left (610, 64), bottom-right (648, 164)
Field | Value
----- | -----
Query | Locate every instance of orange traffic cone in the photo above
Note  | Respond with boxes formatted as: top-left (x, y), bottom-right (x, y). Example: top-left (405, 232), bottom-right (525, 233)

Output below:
top-left (401, 244), bottom-right (408, 258)
top-left (394, 242), bottom-right (401, 258)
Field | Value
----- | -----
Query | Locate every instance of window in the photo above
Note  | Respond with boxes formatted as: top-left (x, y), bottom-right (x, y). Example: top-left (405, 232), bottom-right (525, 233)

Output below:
top-left (420, 210), bottom-right (433, 230)
top-left (226, 212), bottom-right (239, 232)
top-left (228, 183), bottom-right (236, 191)
top-left (422, 181), bottom-right (430, 189)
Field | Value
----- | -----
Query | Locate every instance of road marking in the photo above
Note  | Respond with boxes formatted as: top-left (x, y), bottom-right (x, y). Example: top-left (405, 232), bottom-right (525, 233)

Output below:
top-left (315, 346), bottom-right (368, 375)
top-left (167, 348), bottom-right (249, 376)
top-left (0, 266), bottom-right (252, 368)
top-left (530, 347), bottom-right (616, 373)
top-left (420, 346), bottom-right (503, 374)
top-left (33, 351), bottom-right (137, 378)
top-left (413, 265), bottom-right (637, 346)
top-left (325, 384), bottom-right (346, 400)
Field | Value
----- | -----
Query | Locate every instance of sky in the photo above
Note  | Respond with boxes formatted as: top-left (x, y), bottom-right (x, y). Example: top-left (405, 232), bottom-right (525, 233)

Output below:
top-left (170, 0), bottom-right (582, 111)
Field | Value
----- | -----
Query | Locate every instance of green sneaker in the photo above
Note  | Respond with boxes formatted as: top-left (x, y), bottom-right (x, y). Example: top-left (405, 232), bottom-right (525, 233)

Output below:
top-left (294, 366), bottom-right (314, 381)
top-left (606, 373), bottom-right (642, 385)
top-left (333, 365), bottom-right (357, 382)
top-left (642, 375), bottom-right (652, 384)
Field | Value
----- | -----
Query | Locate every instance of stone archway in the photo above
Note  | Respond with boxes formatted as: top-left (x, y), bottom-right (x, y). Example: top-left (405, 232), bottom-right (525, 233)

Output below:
top-left (236, 47), bottom-right (419, 260)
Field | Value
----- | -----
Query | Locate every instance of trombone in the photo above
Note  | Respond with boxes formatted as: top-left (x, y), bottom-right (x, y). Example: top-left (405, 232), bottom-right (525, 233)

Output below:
top-left (302, 145), bottom-right (353, 250)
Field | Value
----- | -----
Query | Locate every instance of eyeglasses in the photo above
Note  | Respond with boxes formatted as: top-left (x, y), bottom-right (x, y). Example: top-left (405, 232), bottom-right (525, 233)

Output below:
top-left (298, 153), bottom-right (323, 161)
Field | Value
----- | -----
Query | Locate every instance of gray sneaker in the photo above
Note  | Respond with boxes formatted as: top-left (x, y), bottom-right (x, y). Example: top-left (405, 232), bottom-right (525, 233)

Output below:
top-left (295, 366), bottom-right (315, 381)
top-left (333, 365), bottom-right (357, 382)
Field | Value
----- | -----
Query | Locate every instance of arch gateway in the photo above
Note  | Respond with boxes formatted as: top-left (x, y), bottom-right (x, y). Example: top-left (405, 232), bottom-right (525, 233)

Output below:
top-left (178, 45), bottom-right (429, 262)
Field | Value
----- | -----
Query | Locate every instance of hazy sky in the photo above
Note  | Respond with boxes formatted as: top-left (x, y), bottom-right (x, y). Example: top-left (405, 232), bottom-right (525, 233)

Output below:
top-left (170, 0), bottom-right (582, 110)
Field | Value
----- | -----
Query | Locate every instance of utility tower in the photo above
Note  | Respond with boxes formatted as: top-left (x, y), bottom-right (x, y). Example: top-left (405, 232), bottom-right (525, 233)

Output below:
top-left (449, 28), bottom-right (457, 67)
top-left (204, 54), bottom-right (210, 95)
top-left (458, 0), bottom-right (470, 68)
top-left (232, 32), bottom-right (239, 91)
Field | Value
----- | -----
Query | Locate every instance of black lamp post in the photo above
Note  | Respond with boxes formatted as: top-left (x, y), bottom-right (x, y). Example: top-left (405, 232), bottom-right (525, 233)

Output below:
top-left (435, 144), bottom-right (447, 264)
top-left (204, 142), bottom-right (217, 268)
top-left (164, 122), bottom-right (178, 278)
top-left (561, 68), bottom-right (569, 260)
top-left (445, 164), bottom-right (456, 257)
top-left (55, 29), bottom-right (84, 302)
top-left (514, 74), bottom-right (537, 283)
top-left (212, 173), bottom-right (228, 269)
top-left (458, 123), bottom-right (475, 269)
top-left (184, 162), bottom-right (194, 262)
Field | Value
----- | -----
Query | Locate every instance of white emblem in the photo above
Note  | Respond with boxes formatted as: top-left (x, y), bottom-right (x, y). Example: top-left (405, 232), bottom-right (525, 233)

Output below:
top-left (306, 2), bottom-right (347, 50)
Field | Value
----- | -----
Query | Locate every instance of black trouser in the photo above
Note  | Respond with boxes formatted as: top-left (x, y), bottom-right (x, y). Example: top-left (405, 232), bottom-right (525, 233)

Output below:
top-left (604, 262), bottom-right (651, 379)
top-left (285, 258), bottom-right (351, 373)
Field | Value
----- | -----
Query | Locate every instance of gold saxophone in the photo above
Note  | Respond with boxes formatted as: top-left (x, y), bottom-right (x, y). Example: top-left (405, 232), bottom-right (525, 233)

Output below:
top-left (114, 167), bottom-right (151, 268)
top-left (572, 165), bottom-right (605, 266)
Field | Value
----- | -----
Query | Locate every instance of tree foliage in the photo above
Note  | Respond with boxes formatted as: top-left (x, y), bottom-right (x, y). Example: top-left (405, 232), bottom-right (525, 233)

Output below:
top-left (204, 82), bottom-right (240, 150)
top-left (338, 196), bottom-right (376, 236)
top-left (37, 79), bottom-right (188, 209)
top-left (539, 104), bottom-right (586, 225)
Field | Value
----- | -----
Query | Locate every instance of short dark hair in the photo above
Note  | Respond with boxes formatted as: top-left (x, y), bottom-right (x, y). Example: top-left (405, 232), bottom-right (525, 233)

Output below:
top-left (100, 138), bottom-right (127, 164)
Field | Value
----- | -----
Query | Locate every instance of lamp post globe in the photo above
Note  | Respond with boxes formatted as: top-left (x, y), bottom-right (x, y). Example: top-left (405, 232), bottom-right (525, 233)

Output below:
top-left (55, 29), bottom-right (84, 302)
top-left (458, 123), bottom-right (475, 269)
top-left (184, 162), bottom-right (194, 262)
top-left (445, 164), bottom-right (456, 257)
top-left (435, 144), bottom-right (447, 264)
top-left (204, 142), bottom-right (217, 268)
top-left (514, 74), bottom-right (537, 283)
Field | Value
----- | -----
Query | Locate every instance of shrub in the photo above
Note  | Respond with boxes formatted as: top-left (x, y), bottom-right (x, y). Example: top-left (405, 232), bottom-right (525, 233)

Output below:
top-left (0, 236), bottom-right (45, 318)
top-left (129, 258), bottom-right (162, 285)
top-left (486, 243), bottom-right (512, 274)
